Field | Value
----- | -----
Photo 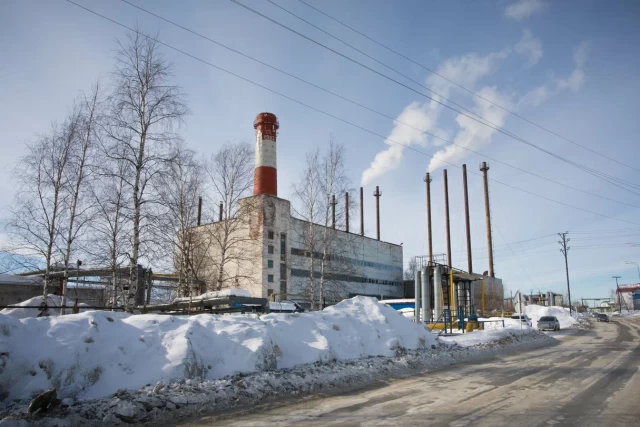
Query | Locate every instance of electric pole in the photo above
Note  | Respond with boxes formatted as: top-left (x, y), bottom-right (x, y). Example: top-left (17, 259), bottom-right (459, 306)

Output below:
top-left (613, 276), bottom-right (622, 312)
top-left (558, 232), bottom-right (572, 315)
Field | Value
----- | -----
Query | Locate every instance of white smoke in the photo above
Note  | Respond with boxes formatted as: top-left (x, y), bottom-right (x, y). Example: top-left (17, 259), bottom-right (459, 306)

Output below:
top-left (361, 50), bottom-right (509, 186)
top-left (427, 86), bottom-right (512, 173)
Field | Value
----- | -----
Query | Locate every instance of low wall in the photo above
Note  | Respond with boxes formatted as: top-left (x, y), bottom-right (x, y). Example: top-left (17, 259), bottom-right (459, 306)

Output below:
top-left (0, 283), bottom-right (106, 307)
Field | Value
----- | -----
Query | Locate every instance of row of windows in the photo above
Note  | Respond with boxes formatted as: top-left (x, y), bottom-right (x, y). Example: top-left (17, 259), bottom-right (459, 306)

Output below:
top-left (290, 268), bottom-right (402, 287)
top-left (290, 248), bottom-right (402, 273)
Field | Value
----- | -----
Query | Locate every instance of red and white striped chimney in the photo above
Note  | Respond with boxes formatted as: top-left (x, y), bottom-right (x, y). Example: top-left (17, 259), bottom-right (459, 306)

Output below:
top-left (253, 112), bottom-right (279, 196)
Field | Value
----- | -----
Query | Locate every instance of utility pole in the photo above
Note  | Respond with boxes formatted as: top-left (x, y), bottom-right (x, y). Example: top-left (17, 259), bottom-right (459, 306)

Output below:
top-left (424, 173), bottom-right (433, 265)
top-left (359, 187), bottom-right (364, 236)
top-left (559, 232), bottom-right (572, 315)
top-left (345, 192), bottom-right (349, 233)
top-left (613, 276), bottom-right (621, 312)
top-left (625, 261), bottom-right (640, 279)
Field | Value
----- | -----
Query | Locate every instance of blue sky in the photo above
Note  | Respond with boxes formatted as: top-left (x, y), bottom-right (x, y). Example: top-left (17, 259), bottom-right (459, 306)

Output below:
top-left (1, 0), bottom-right (640, 300)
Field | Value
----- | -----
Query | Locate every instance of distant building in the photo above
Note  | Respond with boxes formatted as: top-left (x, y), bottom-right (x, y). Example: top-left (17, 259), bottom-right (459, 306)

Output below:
top-left (616, 283), bottom-right (640, 311)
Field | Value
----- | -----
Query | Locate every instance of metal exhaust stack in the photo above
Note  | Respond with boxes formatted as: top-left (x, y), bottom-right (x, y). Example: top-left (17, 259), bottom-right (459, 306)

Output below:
top-left (462, 164), bottom-right (472, 273)
top-left (480, 162), bottom-right (494, 277)
top-left (331, 194), bottom-right (336, 229)
top-left (345, 192), bottom-right (349, 233)
top-left (197, 196), bottom-right (202, 226)
top-left (424, 173), bottom-right (433, 265)
top-left (443, 169), bottom-right (452, 268)
top-left (360, 187), bottom-right (364, 236)
top-left (374, 186), bottom-right (382, 241)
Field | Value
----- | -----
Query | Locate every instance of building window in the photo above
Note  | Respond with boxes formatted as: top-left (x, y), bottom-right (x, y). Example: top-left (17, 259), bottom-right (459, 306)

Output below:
top-left (280, 233), bottom-right (287, 262)
top-left (268, 274), bottom-right (274, 283)
top-left (267, 289), bottom-right (273, 297)
top-left (268, 260), bottom-right (274, 268)
top-left (268, 245), bottom-right (274, 254)
top-left (268, 230), bottom-right (274, 239)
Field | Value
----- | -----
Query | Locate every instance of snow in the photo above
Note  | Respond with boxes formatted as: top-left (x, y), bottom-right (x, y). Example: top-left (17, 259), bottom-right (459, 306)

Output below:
top-left (0, 329), bottom-right (555, 426)
top-left (268, 301), bottom-right (299, 312)
top-left (172, 289), bottom-right (252, 302)
top-left (523, 305), bottom-right (578, 329)
top-left (0, 294), bottom-right (88, 320)
top-left (0, 296), bottom-right (436, 403)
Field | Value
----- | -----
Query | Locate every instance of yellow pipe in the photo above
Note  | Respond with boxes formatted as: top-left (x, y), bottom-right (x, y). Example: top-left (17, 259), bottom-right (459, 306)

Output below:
top-left (449, 270), bottom-right (454, 311)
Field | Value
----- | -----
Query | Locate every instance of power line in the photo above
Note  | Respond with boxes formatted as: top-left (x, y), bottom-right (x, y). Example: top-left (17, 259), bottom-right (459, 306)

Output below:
top-left (119, 0), bottom-right (640, 210)
top-left (295, 0), bottom-right (640, 174)
top-left (63, 0), bottom-right (640, 229)
top-left (232, 0), bottom-right (640, 195)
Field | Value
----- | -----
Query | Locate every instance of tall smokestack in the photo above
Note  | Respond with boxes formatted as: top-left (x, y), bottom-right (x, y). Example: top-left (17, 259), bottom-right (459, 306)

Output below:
top-left (331, 194), bottom-right (336, 229)
top-left (197, 196), bottom-right (202, 226)
top-left (443, 169), bottom-right (452, 268)
top-left (424, 173), bottom-right (433, 265)
top-left (253, 112), bottom-right (279, 196)
top-left (345, 192), bottom-right (349, 233)
top-left (374, 186), bottom-right (382, 241)
top-left (360, 187), bottom-right (364, 236)
top-left (480, 162), bottom-right (494, 277)
top-left (462, 164), bottom-right (472, 273)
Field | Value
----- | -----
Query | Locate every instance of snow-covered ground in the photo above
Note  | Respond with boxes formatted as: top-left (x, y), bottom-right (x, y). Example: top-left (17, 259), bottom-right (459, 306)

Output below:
top-left (0, 297), bottom-right (563, 426)
top-left (0, 296), bottom-right (435, 404)
top-left (172, 289), bottom-right (251, 303)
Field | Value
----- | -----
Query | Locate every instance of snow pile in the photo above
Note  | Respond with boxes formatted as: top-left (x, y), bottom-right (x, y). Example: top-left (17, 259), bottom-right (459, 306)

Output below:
top-left (172, 289), bottom-right (252, 302)
top-left (0, 294), bottom-right (88, 320)
top-left (0, 296), bottom-right (435, 403)
top-left (441, 327), bottom-right (534, 347)
top-left (524, 305), bottom-right (577, 329)
top-left (0, 330), bottom-right (555, 427)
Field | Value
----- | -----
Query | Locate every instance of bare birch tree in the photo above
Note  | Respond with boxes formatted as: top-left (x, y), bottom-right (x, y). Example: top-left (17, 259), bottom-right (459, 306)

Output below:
top-left (105, 30), bottom-right (187, 309)
top-left (291, 150), bottom-right (322, 310)
top-left (7, 108), bottom-right (82, 300)
top-left (292, 140), bottom-right (356, 309)
top-left (204, 141), bottom-right (256, 291)
top-left (60, 83), bottom-right (102, 313)
top-left (154, 143), bottom-right (205, 297)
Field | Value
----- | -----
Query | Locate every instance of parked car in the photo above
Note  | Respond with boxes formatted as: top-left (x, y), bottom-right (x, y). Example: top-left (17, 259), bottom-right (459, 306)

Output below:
top-left (537, 316), bottom-right (560, 331)
top-left (596, 313), bottom-right (609, 322)
top-left (510, 313), bottom-right (532, 327)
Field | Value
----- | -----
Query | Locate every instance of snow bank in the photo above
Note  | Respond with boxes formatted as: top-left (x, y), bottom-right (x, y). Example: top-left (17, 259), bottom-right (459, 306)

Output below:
top-left (0, 296), bottom-right (436, 403)
top-left (524, 305), bottom-right (577, 329)
top-left (0, 294), bottom-right (88, 320)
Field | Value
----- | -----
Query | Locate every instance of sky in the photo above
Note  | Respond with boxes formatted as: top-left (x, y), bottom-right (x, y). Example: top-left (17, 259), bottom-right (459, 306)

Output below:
top-left (1, 0), bottom-right (640, 300)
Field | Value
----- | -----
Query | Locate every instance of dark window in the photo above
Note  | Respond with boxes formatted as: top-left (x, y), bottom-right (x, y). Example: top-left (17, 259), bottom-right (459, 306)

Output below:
top-left (267, 289), bottom-right (273, 296)
top-left (268, 260), bottom-right (274, 268)
top-left (280, 263), bottom-right (287, 295)
top-left (268, 245), bottom-right (274, 254)
top-left (280, 233), bottom-right (287, 262)
top-left (268, 274), bottom-right (274, 283)
top-left (268, 230), bottom-right (274, 239)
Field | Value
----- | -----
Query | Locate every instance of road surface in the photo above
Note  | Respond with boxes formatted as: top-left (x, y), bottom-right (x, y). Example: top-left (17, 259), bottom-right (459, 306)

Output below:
top-left (179, 317), bottom-right (640, 426)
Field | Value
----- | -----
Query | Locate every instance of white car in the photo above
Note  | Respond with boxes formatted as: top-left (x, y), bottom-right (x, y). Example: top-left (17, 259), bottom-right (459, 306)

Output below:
top-left (510, 313), bottom-right (532, 327)
top-left (537, 316), bottom-right (561, 331)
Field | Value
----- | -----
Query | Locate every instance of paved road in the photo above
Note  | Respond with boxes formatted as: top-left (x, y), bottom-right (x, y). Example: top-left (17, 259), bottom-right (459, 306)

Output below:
top-left (180, 318), bottom-right (640, 426)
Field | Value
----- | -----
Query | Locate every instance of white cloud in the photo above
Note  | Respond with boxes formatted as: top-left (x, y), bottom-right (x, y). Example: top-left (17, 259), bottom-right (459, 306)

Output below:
top-left (520, 41), bottom-right (590, 107)
top-left (515, 30), bottom-right (543, 66)
top-left (427, 87), bottom-right (512, 172)
top-left (361, 50), bottom-right (510, 185)
top-left (505, 0), bottom-right (547, 20)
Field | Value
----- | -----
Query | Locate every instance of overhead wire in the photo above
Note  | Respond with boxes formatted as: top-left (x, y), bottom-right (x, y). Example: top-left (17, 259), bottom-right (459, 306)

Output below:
top-left (231, 0), bottom-right (640, 196)
top-left (119, 0), bottom-right (640, 209)
top-left (63, 0), bottom-right (640, 230)
top-left (295, 0), bottom-right (640, 174)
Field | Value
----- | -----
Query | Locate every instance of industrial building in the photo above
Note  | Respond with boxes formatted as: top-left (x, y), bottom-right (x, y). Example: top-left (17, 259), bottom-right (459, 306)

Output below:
top-left (194, 113), bottom-right (404, 306)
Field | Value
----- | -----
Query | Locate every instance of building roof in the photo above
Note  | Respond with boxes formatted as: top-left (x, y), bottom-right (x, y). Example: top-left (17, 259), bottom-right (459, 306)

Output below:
top-left (0, 274), bottom-right (41, 286)
top-left (617, 283), bottom-right (640, 293)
